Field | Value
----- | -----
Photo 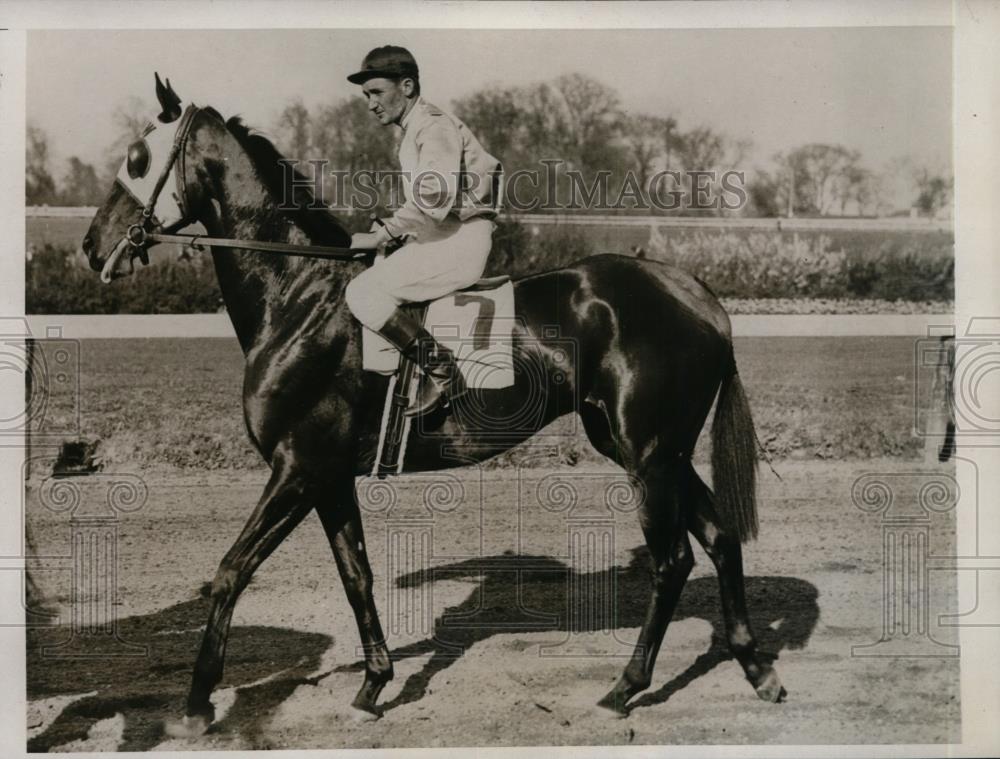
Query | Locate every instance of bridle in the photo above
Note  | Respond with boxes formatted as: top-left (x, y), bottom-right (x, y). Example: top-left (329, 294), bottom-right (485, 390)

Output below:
top-left (101, 104), bottom-right (363, 284)
top-left (126, 104), bottom-right (199, 252)
top-left (101, 104), bottom-right (199, 283)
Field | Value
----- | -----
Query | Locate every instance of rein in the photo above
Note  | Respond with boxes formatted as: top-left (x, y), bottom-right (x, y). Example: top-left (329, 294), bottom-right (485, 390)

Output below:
top-left (102, 104), bottom-right (362, 283)
top-left (130, 229), bottom-right (365, 261)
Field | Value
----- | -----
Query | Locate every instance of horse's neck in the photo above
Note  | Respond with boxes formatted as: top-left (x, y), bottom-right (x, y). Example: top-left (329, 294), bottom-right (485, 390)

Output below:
top-left (198, 143), bottom-right (351, 354)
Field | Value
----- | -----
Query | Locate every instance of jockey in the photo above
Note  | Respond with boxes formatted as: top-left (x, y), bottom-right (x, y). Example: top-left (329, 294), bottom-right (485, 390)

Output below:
top-left (345, 46), bottom-right (503, 417)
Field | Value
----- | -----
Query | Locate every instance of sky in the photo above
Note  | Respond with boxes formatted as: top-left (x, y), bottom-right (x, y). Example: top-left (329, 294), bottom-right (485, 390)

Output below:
top-left (27, 27), bottom-right (952, 175)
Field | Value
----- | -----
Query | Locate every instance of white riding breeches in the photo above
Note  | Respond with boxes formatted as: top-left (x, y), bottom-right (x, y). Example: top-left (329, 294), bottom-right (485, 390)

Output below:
top-left (345, 217), bottom-right (495, 331)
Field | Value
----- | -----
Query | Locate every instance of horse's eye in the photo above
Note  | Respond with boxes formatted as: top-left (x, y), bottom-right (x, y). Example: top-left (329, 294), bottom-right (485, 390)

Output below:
top-left (126, 139), bottom-right (151, 179)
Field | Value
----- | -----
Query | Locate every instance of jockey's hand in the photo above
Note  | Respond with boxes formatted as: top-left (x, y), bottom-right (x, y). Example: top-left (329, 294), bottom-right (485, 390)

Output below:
top-left (349, 232), bottom-right (381, 250)
top-left (351, 225), bottom-right (391, 250)
top-left (350, 232), bottom-right (378, 250)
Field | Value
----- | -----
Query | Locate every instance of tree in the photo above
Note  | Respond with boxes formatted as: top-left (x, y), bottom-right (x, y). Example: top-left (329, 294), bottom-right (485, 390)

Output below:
top-left (745, 169), bottom-right (783, 217)
top-left (310, 97), bottom-right (398, 212)
top-left (60, 157), bottom-right (105, 206)
top-left (26, 125), bottom-right (58, 205)
top-left (455, 74), bottom-right (626, 177)
top-left (675, 126), bottom-right (726, 175)
top-left (102, 96), bottom-right (154, 187)
top-left (506, 75), bottom-right (630, 209)
top-left (312, 97), bottom-right (397, 173)
top-left (670, 126), bottom-right (751, 215)
top-left (775, 144), bottom-right (862, 216)
top-left (452, 87), bottom-right (527, 165)
top-left (550, 73), bottom-right (625, 175)
top-left (836, 164), bottom-right (881, 216)
top-left (274, 99), bottom-right (312, 161)
top-left (519, 82), bottom-right (569, 160)
top-left (877, 156), bottom-right (952, 217)
top-left (913, 167), bottom-right (953, 218)
top-left (623, 114), bottom-right (668, 190)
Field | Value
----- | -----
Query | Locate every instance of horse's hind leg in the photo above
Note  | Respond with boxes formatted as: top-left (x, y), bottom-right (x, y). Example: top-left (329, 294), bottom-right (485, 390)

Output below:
top-left (171, 459), bottom-right (315, 735)
top-left (683, 461), bottom-right (785, 702)
top-left (597, 456), bottom-right (694, 716)
top-left (315, 482), bottom-right (393, 720)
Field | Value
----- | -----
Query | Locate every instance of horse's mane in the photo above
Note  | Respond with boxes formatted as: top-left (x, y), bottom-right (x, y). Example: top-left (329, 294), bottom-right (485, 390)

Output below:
top-left (218, 110), bottom-right (352, 249)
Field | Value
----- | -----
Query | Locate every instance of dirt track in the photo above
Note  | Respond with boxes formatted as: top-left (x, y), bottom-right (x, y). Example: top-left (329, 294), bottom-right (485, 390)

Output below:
top-left (25, 457), bottom-right (960, 751)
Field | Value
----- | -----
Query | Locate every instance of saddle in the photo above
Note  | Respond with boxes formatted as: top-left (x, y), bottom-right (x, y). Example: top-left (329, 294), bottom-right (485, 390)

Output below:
top-left (369, 275), bottom-right (516, 478)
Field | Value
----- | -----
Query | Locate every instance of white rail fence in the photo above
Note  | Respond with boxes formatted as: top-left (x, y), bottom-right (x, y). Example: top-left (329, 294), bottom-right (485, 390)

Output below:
top-left (27, 206), bottom-right (953, 234)
top-left (24, 313), bottom-right (952, 339)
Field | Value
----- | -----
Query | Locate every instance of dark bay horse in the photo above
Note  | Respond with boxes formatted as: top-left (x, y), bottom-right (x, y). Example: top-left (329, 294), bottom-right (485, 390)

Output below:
top-left (82, 79), bottom-right (784, 734)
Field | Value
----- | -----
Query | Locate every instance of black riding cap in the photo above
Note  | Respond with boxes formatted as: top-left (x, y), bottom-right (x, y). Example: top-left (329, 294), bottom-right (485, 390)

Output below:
top-left (347, 45), bottom-right (419, 84)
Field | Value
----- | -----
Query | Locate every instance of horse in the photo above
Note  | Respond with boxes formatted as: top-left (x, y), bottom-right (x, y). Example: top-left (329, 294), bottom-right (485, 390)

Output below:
top-left (82, 76), bottom-right (785, 734)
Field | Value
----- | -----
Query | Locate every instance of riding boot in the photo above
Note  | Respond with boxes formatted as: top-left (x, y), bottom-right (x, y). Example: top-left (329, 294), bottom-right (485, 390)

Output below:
top-left (378, 309), bottom-right (467, 417)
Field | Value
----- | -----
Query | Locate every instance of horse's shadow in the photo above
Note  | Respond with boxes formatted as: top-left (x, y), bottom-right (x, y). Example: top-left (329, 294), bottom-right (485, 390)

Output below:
top-left (340, 546), bottom-right (819, 714)
top-left (26, 550), bottom-right (819, 751)
top-left (26, 595), bottom-right (331, 752)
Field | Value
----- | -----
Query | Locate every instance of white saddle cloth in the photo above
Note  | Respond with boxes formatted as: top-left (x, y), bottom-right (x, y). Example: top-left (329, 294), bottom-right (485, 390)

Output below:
top-left (362, 280), bottom-right (515, 389)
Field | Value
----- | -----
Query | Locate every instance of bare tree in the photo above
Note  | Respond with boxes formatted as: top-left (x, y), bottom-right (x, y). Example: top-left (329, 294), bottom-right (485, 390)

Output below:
top-left (452, 87), bottom-right (526, 165)
top-left (274, 99), bottom-right (312, 161)
top-left (873, 155), bottom-right (953, 217)
top-left (623, 114), bottom-right (667, 190)
top-left (776, 144), bottom-right (861, 216)
top-left (311, 97), bottom-right (397, 212)
top-left (670, 126), bottom-right (751, 214)
top-left (550, 73), bottom-right (624, 174)
top-left (312, 97), bottom-right (397, 173)
top-left (102, 95), bottom-right (154, 186)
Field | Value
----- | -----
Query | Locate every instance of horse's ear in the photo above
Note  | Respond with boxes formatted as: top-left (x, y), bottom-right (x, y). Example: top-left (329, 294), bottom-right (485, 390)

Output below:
top-left (154, 72), bottom-right (182, 123)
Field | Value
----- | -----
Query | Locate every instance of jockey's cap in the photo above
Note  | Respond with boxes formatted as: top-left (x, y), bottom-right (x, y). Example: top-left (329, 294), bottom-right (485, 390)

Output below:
top-left (347, 46), bottom-right (419, 85)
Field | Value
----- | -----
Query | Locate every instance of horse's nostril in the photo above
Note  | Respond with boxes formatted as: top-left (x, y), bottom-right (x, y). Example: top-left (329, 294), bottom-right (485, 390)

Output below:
top-left (82, 236), bottom-right (94, 254)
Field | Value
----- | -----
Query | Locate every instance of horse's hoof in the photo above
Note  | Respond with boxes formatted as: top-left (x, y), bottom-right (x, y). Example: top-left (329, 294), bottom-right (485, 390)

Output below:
top-left (596, 692), bottom-right (629, 718)
top-left (164, 713), bottom-right (212, 738)
top-left (754, 669), bottom-right (786, 703)
top-left (348, 704), bottom-right (382, 723)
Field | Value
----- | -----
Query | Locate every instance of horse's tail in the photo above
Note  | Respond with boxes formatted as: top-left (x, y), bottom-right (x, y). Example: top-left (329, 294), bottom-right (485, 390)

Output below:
top-left (710, 346), bottom-right (759, 543)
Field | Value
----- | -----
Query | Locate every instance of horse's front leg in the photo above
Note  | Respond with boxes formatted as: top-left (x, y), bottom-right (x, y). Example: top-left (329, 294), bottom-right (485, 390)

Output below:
top-left (167, 453), bottom-right (315, 737)
top-left (316, 479), bottom-right (393, 720)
